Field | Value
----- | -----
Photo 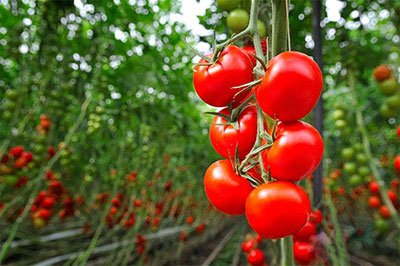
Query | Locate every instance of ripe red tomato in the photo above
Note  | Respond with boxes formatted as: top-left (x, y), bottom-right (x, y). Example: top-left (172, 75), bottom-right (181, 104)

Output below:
top-left (397, 126), bottom-right (400, 138)
top-left (293, 241), bottom-right (316, 265)
top-left (245, 181), bottom-right (311, 239)
top-left (394, 155), bottom-right (400, 174)
top-left (204, 160), bottom-right (253, 215)
top-left (379, 205), bottom-right (391, 219)
top-left (373, 64), bottom-right (392, 82)
top-left (387, 190), bottom-right (398, 204)
top-left (256, 51), bottom-right (322, 121)
top-left (367, 196), bottom-right (381, 209)
top-left (210, 105), bottom-right (258, 159)
top-left (369, 181), bottom-right (380, 194)
top-left (241, 238), bottom-right (256, 253)
top-left (14, 157), bottom-right (28, 169)
top-left (247, 249), bottom-right (265, 266)
top-left (294, 221), bottom-right (317, 242)
top-left (262, 121), bottom-right (323, 182)
top-left (193, 45), bottom-right (254, 107)
top-left (21, 152), bottom-right (33, 163)
top-left (41, 197), bottom-right (56, 209)
top-left (309, 209), bottom-right (322, 224)
top-left (9, 146), bottom-right (24, 158)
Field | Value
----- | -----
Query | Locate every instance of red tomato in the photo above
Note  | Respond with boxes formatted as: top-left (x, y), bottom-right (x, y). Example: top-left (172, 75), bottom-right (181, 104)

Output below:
top-left (243, 40), bottom-right (267, 66)
top-left (397, 126), bottom-right (400, 138)
top-left (247, 249), bottom-right (265, 266)
top-left (256, 51), bottom-right (322, 121)
top-left (21, 151), bottom-right (33, 163)
top-left (373, 64), bottom-right (392, 82)
top-left (41, 197), bottom-right (56, 209)
top-left (9, 146), bottom-right (24, 158)
top-left (262, 121), bottom-right (323, 182)
top-left (379, 205), bottom-right (391, 219)
top-left (14, 157), bottom-right (28, 169)
top-left (204, 160), bottom-right (253, 215)
top-left (294, 221), bottom-right (317, 242)
top-left (245, 181), bottom-right (311, 239)
top-left (209, 105), bottom-right (258, 159)
top-left (309, 209), bottom-right (322, 224)
top-left (369, 181), bottom-right (380, 194)
top-left (368, 196), bottom-right (381, 209)
top-left (193, 45), bottom-right (254, 107)
top-left (293, 241), bottom-right (316, 265)
top-left (394, 155), bottom-right (400, 174)
top-left (241, 238), bottom-right (256, 253)
top-left (387, 190), bottom-right (398, 204)
top-left (392, 178), bottom-right (399, 190)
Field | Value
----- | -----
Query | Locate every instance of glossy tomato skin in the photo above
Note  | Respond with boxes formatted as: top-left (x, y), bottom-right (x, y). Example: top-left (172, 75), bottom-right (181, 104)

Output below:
top-left (293, 241), bottom-right (316, 265)
top-left (210, 105), bottom-right (258, 159)
top-left (204, 160), bottom-right (253, 215)
top-left (293, 221), bottom-right (317, 242)
top-left (256, 51), bottom-right (322, 121)
top-left (245, 181), bottom-right (311, 239)
top-left (394, 155), bottom-right (400, 174)
top-left (262, 121), bottom-right (323, 182)
top-left (193, 45), bottom-right (254, 107)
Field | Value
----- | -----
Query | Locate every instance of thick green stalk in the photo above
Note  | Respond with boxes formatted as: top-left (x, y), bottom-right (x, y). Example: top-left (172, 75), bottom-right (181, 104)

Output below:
top-left (280, 237), bottom-right (294, 266)
top-left (271, 0), bottom-right (288, 56)
top-left (269, 0), bottom-right (294, 264)
top-left (324, 188), bottom-right (350, 265)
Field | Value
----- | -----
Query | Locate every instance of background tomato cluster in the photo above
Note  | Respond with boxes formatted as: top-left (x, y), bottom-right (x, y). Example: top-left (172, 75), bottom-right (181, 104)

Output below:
top-left (1, 0), bottom-right (400, 265)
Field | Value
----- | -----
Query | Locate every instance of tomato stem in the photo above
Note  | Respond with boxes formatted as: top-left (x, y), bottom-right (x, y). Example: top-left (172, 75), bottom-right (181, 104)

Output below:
top-left (348, 70), bottom-right (400, 229)
top-left (271, 0), bottom-right (288, 57)
top-left (213, 0), bottom-right (261, 61)
top-left (280, 236), bottom-right (294, 266)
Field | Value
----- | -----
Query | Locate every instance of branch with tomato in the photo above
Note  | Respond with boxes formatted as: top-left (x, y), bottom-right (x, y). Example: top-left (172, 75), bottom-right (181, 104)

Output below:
top-left (192, 0), bottom-right (324, 265)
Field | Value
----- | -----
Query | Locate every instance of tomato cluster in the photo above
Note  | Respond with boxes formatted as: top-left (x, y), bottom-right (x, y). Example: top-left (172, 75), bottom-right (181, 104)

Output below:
top-left (373, 64), bottom-right (400, 118)
top-left (241, 233), bottom-right (266, 266)
top-left (217, 0), bottom-right (266, 38)
top-left (193, 43), bottom-right (323, 241)
top-left (292, 209), bottom-right (322, 265)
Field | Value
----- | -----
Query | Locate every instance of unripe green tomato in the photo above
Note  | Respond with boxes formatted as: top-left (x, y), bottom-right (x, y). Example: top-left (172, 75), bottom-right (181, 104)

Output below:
top-left (385, 93), bottom-right (400, 110)
top-left (363, 175), bottom-right (370, 183)
top-left (227, 9), bottom-right (249, 33)
top-left (5, 100), bottom-right (16, 110)
top-left (379, 78), bottom-right (399, 96)
top-left (358, 166), bottom-right (370, 176)
top-left (5, 89), bottom-right (18, 100)
top-left (374, 218), bottom-right (389, 233)
top-left (380, 103), bottom-right (397, 118)
top-left (352, 143), bottom-right (363, 152)
top-left (84, 175), bottom-right (93, 182)
top-left (333, 102), bottom-right (346, 111)
top-left (60, 158), bottom-right (69, 166)
top-left (335, 119), bottom-right (346, 129)
top-left (343, 162), bottom-right (357, 175)
top-left (257, 20), bottom-right (266, 38)
top-left (33, 144), bottom-right (45, 153)
top-left (217, 0), bottom-right (241, 11)
top-left (349, 174), bottom-right (362, 186)
top-left (95, 106), bottom-right (105, 114)
top-left (332, 109), bottom-right (345, 120)
top-left (59, 149), bottom-right (69, 158)
top-left (341, 148), bottom-right (354, 160)
top-left (5, 175), bottom-right (18, 186)
top-left (356, 153), bottom-right (368, 164)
